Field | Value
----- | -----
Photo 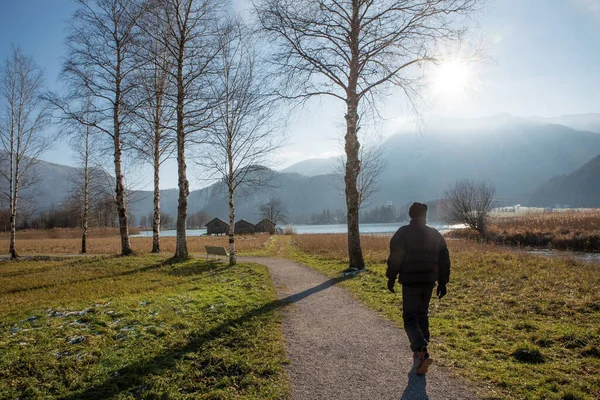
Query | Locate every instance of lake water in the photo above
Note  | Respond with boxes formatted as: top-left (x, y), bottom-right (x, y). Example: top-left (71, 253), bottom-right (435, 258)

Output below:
top-left (131, 222), bottom-right (452, 237)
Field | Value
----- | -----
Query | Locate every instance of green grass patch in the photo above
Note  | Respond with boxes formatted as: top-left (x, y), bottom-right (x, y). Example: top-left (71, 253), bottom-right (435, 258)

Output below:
top-left (286, 236), bottom-right (600, 400)
top-left (0, 255), bottom-right (289, 399)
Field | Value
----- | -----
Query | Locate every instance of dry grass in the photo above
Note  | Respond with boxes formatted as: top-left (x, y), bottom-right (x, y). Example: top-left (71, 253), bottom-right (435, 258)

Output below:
top-left (0, 234), bottom-right (272, 255)
top-left (293, 233), bottom-right (390, 263)
top-left (449, 211), bottom-right (600, 252)
top-left (292, 233), bottom-right (504, 264)
top-left (492, 210), bottom-right (600, 234)
top-left (0, 227), bottom-right (141, 240)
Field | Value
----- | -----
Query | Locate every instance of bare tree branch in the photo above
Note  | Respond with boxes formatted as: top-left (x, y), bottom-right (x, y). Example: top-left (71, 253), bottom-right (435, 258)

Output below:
top-left (197, 19), bottom-right (281, 265)
top-left (52, 0), bottom-right (149, 256)
top-left (0, 46), bottom-right (52, 258)
top-left (440, 179), bottom-right (496, 235)
top-left (255, 0), bottom-right (481, 270)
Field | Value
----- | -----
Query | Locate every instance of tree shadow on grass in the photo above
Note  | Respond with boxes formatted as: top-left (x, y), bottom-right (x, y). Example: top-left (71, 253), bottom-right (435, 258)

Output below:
top-left (0, 255), bottom-right (123, 277)
top-left (59, 273), bottom-right (355, 400)
top-left (3, 258), bottom-right (223, 295)
top-left (166, 260), bottom-right (229, 277)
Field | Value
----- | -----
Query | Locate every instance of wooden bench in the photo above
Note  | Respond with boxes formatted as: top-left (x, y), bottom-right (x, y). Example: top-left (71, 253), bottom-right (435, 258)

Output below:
top-left (205, 245), bottom-right (229, 261)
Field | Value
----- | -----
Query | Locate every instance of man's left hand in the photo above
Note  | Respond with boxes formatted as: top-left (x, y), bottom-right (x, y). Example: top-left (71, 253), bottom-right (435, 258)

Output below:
top-left (437, 284), bottom-right (447, 299)
top-left (387, 278), bottom-right (396, 293)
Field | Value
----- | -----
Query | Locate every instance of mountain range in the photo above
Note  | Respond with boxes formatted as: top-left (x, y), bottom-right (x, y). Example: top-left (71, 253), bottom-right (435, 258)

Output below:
top-left (7, 113), bottom-right (600, 222)
top-left (528, 153), bottom-right (600, 207)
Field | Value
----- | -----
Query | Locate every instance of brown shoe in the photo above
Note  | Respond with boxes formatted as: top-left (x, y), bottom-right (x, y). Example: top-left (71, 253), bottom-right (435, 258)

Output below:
top-left (415, 350), bottom-right (433, 376)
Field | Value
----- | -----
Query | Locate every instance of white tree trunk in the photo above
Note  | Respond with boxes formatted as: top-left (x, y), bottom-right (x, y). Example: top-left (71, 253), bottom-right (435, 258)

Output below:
top-left (81, 126), bottom-right (90, 254)
top-left (174, 54), bottom-right (189, 259)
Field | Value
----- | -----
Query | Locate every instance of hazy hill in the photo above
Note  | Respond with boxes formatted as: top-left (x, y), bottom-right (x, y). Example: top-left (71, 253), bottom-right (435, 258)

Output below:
top-left (136, 117), bottom-right (600, 222)
top-left (281, 158), bottom-right (338, 177)
top-left (535, 113), bottom-right (600, 133)
top-left (8, 114), bottom-right (600, 223)
top-left (129, 171), bottom-right (344, 223)
top-left (279, 116), bottom-right (600, 207)
top-left (377, 122), bottom-right (600, 205)
top-left (528, 153), bottom-right (600, 207)
top-left (0, 159), bottom-right (111, 212)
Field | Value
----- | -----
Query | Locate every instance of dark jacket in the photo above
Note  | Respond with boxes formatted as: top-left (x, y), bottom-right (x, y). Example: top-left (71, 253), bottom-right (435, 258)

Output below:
top-left (386, 218), bottom-right (450, 287)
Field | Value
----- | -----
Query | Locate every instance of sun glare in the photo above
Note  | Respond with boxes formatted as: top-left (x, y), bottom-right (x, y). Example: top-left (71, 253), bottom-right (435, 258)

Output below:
top-left (430, 60), bottom-right (472, 100)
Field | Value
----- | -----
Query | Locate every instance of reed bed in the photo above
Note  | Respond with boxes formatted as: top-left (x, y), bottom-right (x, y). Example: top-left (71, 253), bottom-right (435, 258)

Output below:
top-left (449, 210), bottom-right (600, 252)
top-left (492, 210), bottom-right (600, 234)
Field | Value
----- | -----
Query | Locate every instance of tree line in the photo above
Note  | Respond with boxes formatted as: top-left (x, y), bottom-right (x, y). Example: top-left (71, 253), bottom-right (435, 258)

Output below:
top-left (1, 0), bottom-right (480, 267)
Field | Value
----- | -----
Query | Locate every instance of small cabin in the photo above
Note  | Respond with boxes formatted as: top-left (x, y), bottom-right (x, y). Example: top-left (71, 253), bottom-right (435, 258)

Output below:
top-left (235, 219), bottom-right (256, 234)
top-left (255, 218), bottom-right (275, 234)
top-left (206, 218), bottom-right (229, 235)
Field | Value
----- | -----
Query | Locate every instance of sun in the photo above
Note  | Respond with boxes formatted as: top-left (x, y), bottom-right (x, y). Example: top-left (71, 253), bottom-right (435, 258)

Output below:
top-left (430, 60), bottom-right (472, 100)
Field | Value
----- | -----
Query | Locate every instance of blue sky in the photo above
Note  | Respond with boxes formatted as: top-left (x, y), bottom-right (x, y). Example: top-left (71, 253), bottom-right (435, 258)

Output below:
top-left (1, 0), bottom-right (599, 190)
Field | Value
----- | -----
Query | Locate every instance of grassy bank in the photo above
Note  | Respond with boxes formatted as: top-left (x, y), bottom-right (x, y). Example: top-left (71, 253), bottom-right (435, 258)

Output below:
top-left (288, 234), bottom-right (600, 400)
top-left (0, 234), bottom-right (272, 256)
top-left (449, 211), bottom-right (600, 252)
top-left (0, 255), bottom-right (289, 399)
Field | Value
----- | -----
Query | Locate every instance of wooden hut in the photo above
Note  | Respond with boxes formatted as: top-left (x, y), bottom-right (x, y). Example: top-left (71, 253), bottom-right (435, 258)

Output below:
top-left (255, 218), bottom-right (275, 234)
top-left (234, 219), bottom-right (256, 234)
top-left (205, 218), bottom-right (229, 235)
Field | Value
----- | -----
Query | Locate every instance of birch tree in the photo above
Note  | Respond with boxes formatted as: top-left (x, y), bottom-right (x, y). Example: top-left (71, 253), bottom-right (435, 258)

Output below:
top-left (150, 0), bottom-right (220, 259)
top-left (256, 0), bottom-right (479, 269)
top-left (0, 47), bottom-right (51, 259)
top-left (52, 0), bottom-right (148, 256)
top-left (130, 3), bottom-right (176, 253)
top-left (67, 97), bottom-right (101, 254)
top-left (201, 21), bottom-right (278, 266)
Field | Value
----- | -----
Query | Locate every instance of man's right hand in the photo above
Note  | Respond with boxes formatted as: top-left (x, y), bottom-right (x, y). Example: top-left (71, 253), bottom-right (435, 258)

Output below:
top-left (387, 278), bottom-right (396, 293)
top-left (437, 284), bottom-right (447, 299)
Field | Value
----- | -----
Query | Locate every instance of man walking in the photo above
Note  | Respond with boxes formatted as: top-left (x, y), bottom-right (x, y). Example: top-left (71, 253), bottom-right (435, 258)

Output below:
top-left (386, 202), bottom-right (450, 376)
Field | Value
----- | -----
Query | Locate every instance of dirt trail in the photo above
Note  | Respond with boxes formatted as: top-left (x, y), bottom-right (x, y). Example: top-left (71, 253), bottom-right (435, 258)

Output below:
top-left (241, 256), bottom-right (477, 400)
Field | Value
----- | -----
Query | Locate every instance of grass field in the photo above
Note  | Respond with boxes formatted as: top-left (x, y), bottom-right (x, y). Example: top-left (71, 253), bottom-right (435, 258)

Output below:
top-left (3, 231), bottom-right (599, 399)
top-left (450, 211), bottom-right (600, 252)
top-left (0, 234), bottom-right (272, 256)
top-left (0, 255), bottom-right (289, 399)
top-left (0, 227), bottom-right (141, 240)
top-left (288, 234), bottom-right (600, 400)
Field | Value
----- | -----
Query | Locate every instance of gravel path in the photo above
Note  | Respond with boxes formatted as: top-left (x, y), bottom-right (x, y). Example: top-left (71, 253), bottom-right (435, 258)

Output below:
top-left (242, 257), bottom-right (477, 400)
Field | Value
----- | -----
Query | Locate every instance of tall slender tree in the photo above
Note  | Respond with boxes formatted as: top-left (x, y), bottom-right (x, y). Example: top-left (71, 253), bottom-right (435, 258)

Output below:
top-left (201, 21), bottom-right (279, 265)
top-left (149, 0), bottom-right (220, 259)
top-left (130, 2), bottom-right (176, 253)
top-left (0, 46), bottom-right (51, 259)
top-left (256, 0), bottom-right (480, 269)
top-left (53, 0), bottom-right (148, 256)
top-left (66, 95), bottom-right (107, 254)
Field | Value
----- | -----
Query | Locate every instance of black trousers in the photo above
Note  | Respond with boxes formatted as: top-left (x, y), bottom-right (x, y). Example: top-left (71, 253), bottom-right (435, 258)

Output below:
top-left (402, 284), bottom-right (434, 352)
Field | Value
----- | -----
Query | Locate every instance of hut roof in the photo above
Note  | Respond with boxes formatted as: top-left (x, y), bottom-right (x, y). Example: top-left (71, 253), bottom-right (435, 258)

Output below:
top-left (235, 219), bottom-right (255, 226)
top-left (206, 217), bottom-right (229, 226)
